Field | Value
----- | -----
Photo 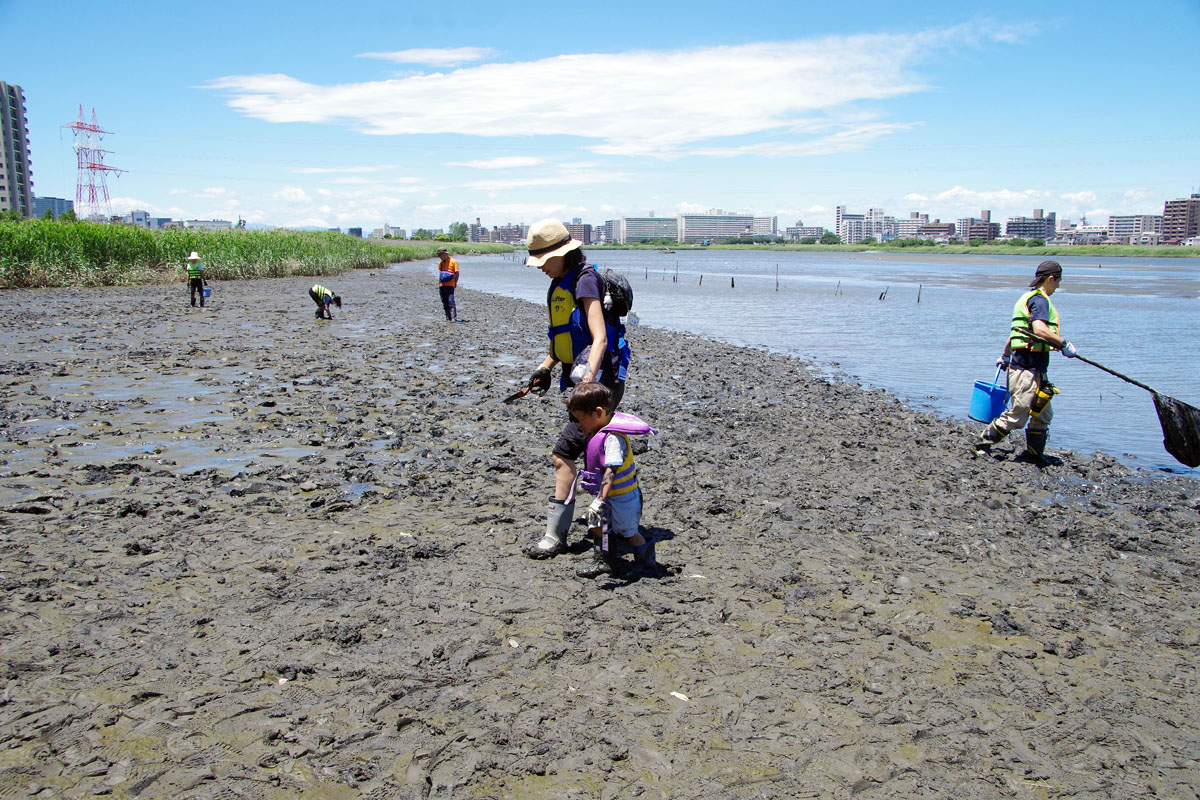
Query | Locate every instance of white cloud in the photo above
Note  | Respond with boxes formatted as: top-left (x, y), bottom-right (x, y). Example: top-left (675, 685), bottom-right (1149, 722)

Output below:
top-left (289, 165), bottom-right (404, 174)
top-left (687, 122), bottom-right (919, 159)
top-left (209, 26), bottom-right (1020, 159)
top-left (326, 176), bottom-right (426, 187)
top-left (445, 156), bottom-right (547, 170)
top-left (1060, 190), bottom-right (1097, 205)
top-left (275, 186), bottom-right (310, 204)
top-left (930, 185), bottom-right (1054, 207)
top-left (463, 164), bottom-right (632, 191)
top-left (197, 187), bottom-right (235, 199)
top-left (108, 196), bottom-right (152, 215)
top-left (358, 47), bottom-right (499, 67)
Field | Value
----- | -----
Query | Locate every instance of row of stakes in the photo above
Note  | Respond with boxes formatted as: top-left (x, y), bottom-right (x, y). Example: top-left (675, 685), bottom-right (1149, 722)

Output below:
top-left (507, 250), bottom-right (920, 301)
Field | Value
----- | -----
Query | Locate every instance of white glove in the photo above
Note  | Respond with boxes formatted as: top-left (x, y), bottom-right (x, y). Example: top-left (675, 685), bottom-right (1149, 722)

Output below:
top-left (586, 498), bottom-right (606, 528)
top-left (1061, 341), bottom-right (1077, 358)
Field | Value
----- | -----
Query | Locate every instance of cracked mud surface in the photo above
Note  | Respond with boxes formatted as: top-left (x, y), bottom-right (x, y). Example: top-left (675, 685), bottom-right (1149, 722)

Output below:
top-left (1, 264), bottom-right (1198, 799)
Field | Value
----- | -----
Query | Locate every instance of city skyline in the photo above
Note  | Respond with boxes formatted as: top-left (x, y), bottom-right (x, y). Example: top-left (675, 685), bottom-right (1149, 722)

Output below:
top-left (3, 0), bottom-right (1198, 232)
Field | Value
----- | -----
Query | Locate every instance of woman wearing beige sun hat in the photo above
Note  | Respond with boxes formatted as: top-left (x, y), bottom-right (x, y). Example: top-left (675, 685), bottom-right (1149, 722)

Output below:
top-left (521, 219), bottom-right (633, 565)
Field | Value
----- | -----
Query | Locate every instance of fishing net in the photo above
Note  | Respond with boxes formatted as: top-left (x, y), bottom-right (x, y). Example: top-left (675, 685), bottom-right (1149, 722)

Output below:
top-left (1153, 392), bottom-right (1200, 468)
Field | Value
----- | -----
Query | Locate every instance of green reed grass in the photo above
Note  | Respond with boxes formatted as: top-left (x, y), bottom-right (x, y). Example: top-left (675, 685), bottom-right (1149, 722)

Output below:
top-left (0, 220), bottom-right (508, 288)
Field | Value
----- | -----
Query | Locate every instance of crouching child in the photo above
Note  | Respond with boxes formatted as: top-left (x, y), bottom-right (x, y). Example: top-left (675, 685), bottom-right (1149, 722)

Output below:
top-left (566, 382), bottom-right (660, 578)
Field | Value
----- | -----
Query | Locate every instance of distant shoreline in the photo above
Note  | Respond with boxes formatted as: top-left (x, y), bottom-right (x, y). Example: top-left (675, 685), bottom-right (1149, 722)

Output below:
top-left (587, 243), bottom-right (1200, 258)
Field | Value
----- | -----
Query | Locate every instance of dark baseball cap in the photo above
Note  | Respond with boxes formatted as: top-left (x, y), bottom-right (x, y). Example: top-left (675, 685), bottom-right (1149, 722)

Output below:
top-left (1029, 260), bottom-right (1062, 287)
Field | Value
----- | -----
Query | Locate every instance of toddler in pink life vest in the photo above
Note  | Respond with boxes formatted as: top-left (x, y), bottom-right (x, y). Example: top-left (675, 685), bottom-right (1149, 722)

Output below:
top-left (566, 382), bottom-right (659, 578)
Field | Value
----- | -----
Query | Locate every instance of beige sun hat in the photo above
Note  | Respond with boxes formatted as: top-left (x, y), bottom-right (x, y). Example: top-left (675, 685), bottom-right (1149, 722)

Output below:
top-left (187, 251), bottom-right (201, 261)
top-left (525, 219), bottom-right (582, 267)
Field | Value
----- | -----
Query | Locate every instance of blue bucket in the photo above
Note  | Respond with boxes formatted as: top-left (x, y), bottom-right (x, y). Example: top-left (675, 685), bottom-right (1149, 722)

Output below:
top-left (202, 287), bottom-right (212, 298)
top-left (969, 367), bottom-right (1008, 423)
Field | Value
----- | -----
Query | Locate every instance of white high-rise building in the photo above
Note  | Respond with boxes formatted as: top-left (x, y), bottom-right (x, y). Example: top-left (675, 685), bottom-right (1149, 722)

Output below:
top-left (619, 216), bottom-right (678, 243)
top-left (676, 211), bottom-right (758, 243)
top-left (0, 81), bottom-right (34, 217)
top-left (1107, 214), bottom-right (1163, 239)
top-left (894, 212), bottom-right (930, 239)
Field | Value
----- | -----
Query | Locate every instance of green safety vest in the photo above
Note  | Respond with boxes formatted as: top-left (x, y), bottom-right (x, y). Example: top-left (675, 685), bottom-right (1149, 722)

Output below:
top-left (187, 262), bottom-right (202, 280)
top-left (1009, 288), bottom-right (1059, 352)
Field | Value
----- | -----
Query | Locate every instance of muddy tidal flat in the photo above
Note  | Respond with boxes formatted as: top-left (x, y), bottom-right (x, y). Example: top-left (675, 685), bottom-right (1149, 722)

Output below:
top-left (1, 264), bottom-right (1198, 800)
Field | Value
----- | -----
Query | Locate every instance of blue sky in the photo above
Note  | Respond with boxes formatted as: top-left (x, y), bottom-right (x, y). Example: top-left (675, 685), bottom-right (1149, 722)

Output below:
top-left (3, 0), bottom-right (1197, 232)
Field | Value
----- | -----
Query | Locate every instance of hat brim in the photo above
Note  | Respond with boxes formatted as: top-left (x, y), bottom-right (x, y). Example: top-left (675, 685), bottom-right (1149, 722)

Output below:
top-left (525, 237), bottom-right (582, 267)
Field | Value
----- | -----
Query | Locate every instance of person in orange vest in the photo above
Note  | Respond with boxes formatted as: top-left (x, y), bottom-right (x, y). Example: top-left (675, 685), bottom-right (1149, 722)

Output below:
top-left (436, 248), bottom-right (459, 322)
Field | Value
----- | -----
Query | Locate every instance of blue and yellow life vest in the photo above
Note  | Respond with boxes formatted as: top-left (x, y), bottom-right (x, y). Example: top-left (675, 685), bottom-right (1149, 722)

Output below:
top-left (581, 412), bottom-right (657, 497)
top-left (1009, 288), bottom-right (1059, 352)
top-left (546, 265), bottom-right (631, 388)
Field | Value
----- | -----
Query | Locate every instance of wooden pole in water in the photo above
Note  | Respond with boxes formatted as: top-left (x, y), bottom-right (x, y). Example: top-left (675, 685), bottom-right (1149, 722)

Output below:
top-left (731, 277), bottom-right (735, 288)
top-left (699, 275), bottom-right (703, 285)
top-left (917, 284), bottom-right (922, 303)
top-left (776, 264), bottom-right (779, 291)
top-left (835, 280), bottom-right (840, 295)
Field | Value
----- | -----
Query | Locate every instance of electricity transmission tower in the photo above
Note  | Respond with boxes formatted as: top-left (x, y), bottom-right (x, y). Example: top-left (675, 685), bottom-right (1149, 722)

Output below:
top-left (63, 106), bottom-right (123, 221)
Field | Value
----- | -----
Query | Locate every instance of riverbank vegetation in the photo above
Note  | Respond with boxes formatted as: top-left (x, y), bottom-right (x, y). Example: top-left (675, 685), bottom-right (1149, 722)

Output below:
top-left (0, 219), bottom-right (509, 288)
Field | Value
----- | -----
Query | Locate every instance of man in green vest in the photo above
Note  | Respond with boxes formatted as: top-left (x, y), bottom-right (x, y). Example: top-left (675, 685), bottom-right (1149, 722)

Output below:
top-left (974, 260), bottom-right (1078, 467)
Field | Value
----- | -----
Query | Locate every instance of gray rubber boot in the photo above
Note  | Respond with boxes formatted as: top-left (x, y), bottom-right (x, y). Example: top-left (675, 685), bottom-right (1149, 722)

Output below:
top-left (973, 423), bottom-right (1006, 452)
top-left (523, 498), bottom-right (573, 559)
top-left (1023, 429), bottom-right (1050, 467)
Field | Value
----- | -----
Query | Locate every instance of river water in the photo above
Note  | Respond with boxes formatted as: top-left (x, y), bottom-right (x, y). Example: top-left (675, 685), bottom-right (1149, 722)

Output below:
top-left (406, 250), bottom-right (1200, 475)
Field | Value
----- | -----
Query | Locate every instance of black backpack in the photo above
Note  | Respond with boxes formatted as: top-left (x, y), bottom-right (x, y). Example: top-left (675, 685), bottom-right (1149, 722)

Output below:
top-left (600, 268), bottom-right (633, 317)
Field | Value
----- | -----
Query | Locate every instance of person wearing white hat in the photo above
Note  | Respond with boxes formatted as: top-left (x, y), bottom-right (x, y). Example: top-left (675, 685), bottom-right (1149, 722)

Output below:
top-left (185, 251), bottom-right (207, 308)
top-left (522, 219), bottom-right (632, 561)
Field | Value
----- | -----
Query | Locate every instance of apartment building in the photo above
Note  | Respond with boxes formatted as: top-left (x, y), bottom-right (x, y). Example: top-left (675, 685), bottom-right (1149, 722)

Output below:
top-left (675, 210), bottom-right (761, 243)
top-left (565, 223), bottom-right (592, 245)
top-left (33, 195), bottom-right (73, 219)
top-left (835, 206), bottom-right (865, 243)
top-left (619, 216), bottom-right (678, 244)
top-left (468, 217), bottom-right (488, 243)
top-left (836, 205), bottom-right (901, 242)
top-left (917, 220), bottom-right (955, 240)
top-left (1005, 209), bottom-right (1056, 240)
top-left (957, 211), bottom-right (1000, 243)
top-left (1162, 194), bottom-right (1200, 245)
top-left (785, 220), bottom-right (826, 241)
top-left (894, 212), bottom-right (930, 239)
top-left (489, 223), bottom-right (526, 244)
top-left (751, 216), bottom-right (778, 237)
top-left (1107, 214), bottom-right (1162, 242)
top-left (184, 219), bottom-right (233, 232)
top-left (0, 81), bottom-right (34, 217)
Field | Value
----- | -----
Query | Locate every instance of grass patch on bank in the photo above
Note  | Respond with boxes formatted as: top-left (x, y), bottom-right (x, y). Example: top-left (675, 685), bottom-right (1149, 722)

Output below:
top-left (0, 220), bottom-right (511, 288)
